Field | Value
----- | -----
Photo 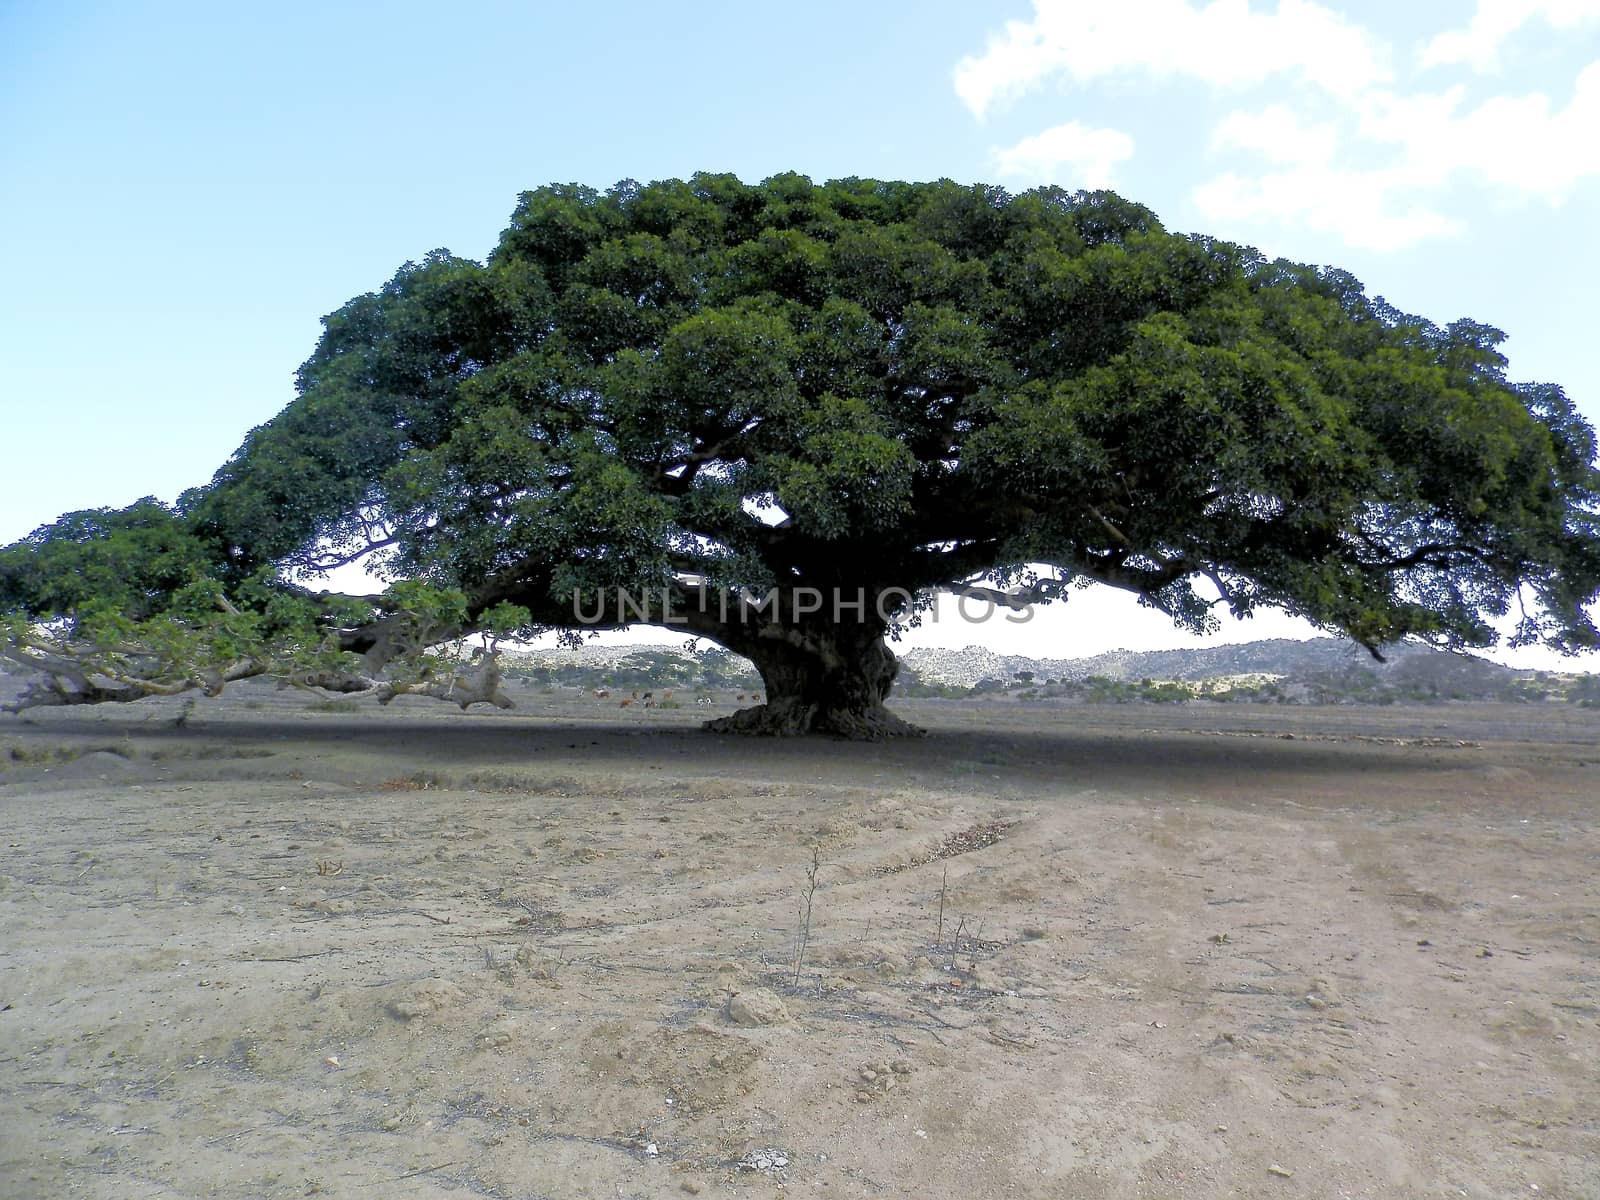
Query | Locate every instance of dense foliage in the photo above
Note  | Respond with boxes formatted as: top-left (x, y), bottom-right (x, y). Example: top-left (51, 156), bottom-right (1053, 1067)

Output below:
top-left (4, 174), bottom-right (1597, 735)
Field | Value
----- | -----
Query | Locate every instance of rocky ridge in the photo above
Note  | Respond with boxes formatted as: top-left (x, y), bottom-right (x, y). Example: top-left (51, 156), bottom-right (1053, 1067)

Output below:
top-left (493, 636), bottom-right (1563, 694)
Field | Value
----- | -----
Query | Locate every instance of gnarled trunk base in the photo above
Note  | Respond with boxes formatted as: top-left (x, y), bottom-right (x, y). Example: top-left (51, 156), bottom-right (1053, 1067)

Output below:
top-left (701, 631), bottom-right (924, 741)
top-left (703, 696), bottom-right (924, 739)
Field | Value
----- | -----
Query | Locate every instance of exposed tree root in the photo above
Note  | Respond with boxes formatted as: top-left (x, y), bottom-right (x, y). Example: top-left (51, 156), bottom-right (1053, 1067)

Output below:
top-left (375, 650), bottom-right (513, 710)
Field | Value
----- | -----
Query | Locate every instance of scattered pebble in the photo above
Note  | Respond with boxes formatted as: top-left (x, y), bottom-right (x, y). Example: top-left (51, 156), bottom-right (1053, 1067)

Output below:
top-left (740, 1148), bottom-right (789, 1171)
top-left (853, 1060), bottom-right (904, 1100)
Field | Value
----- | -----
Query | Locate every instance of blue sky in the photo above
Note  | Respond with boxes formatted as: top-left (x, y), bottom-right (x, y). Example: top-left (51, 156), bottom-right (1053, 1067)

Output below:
top-left (3, 1), bottom-right (1597, 666)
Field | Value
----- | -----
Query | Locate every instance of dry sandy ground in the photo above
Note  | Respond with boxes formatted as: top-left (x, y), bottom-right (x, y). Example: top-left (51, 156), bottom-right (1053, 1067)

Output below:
top-left (1, 683), bottom-right (1597, 1200)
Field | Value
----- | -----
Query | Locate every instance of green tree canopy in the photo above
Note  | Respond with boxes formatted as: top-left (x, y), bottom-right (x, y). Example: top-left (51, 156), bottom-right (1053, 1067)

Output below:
top-left (4, 174), bottom-right (1597, 735)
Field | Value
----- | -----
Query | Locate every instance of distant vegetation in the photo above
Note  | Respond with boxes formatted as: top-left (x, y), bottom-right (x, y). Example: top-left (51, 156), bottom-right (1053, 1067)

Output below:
top-left (898, 670), bottom-right (1197, 703)
top-left (498, 648), bottom-right (760, 695)
top-left (1570, 674), bottom-right (1600, 709)
top-left (895, 662), bottom-right (1577, 706)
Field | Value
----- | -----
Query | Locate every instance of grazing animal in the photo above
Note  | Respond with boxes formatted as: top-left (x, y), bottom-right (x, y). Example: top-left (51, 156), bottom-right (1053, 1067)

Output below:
top-left (619, 698), bottom-right (632, 708)
top-left (594, 689), bottom-right (610, 699)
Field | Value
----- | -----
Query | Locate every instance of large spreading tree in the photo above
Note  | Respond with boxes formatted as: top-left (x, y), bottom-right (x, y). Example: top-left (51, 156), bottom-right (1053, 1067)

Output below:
top-left (3, 174), bottom-right (1598, 736)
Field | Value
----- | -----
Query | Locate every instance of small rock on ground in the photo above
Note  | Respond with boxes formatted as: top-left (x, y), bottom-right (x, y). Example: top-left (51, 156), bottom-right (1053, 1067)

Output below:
top-left (727, 988), bottom-right (790, 1026)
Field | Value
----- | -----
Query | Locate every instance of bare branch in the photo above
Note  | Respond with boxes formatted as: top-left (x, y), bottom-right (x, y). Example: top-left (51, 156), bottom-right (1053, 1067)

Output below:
top-left (1086, 505), bottom-right (1132, 549)
top-left (945, 579), bottom-right (1068, 610)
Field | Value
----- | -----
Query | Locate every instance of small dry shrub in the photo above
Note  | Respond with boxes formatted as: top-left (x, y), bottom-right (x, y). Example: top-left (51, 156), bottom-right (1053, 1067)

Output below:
top-left (306, 699), bottom-right (360, 714)
top-left (149, 745), bottom-right (274, 761)
top-left (379, 771), bottom-right (446, 791)
top-left (461, 771), bottom-right (582, 795)
top-left (4, 742), bottom-right (132, 766)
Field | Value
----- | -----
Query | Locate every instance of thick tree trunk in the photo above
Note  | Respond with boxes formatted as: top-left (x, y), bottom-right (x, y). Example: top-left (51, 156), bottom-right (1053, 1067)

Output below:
top-left (702, 628), bottom-right (924, 740)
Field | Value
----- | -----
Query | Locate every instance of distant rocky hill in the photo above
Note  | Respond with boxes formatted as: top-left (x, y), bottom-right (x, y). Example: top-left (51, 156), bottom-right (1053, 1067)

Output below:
top-left (488, 635), bottom-right (1578, 702)
top-left (897, 637), bottom-right (1518, 689)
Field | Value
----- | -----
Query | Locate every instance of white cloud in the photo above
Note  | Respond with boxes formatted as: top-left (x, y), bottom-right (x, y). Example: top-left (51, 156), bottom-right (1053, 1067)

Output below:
top-left (1420, 0), bottom-right (1600, 74)
top-left (1198, 104), bottom-right (1460, 249)
top-left (1195, 63), bottom-right (1600, 247)
top-left (1193, 165), bottom-right (1466, 251)
top-left (1212, 103), bottom-right (1340, 165)
top-left (990, 121), bottom-right (1136, 188)
top-left (953, 0), bottom-right (1391, 119)
top-left (958, 3), bottom-right (1600, 251)
top-left (1361, 65), bottom-right (1600, 198)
